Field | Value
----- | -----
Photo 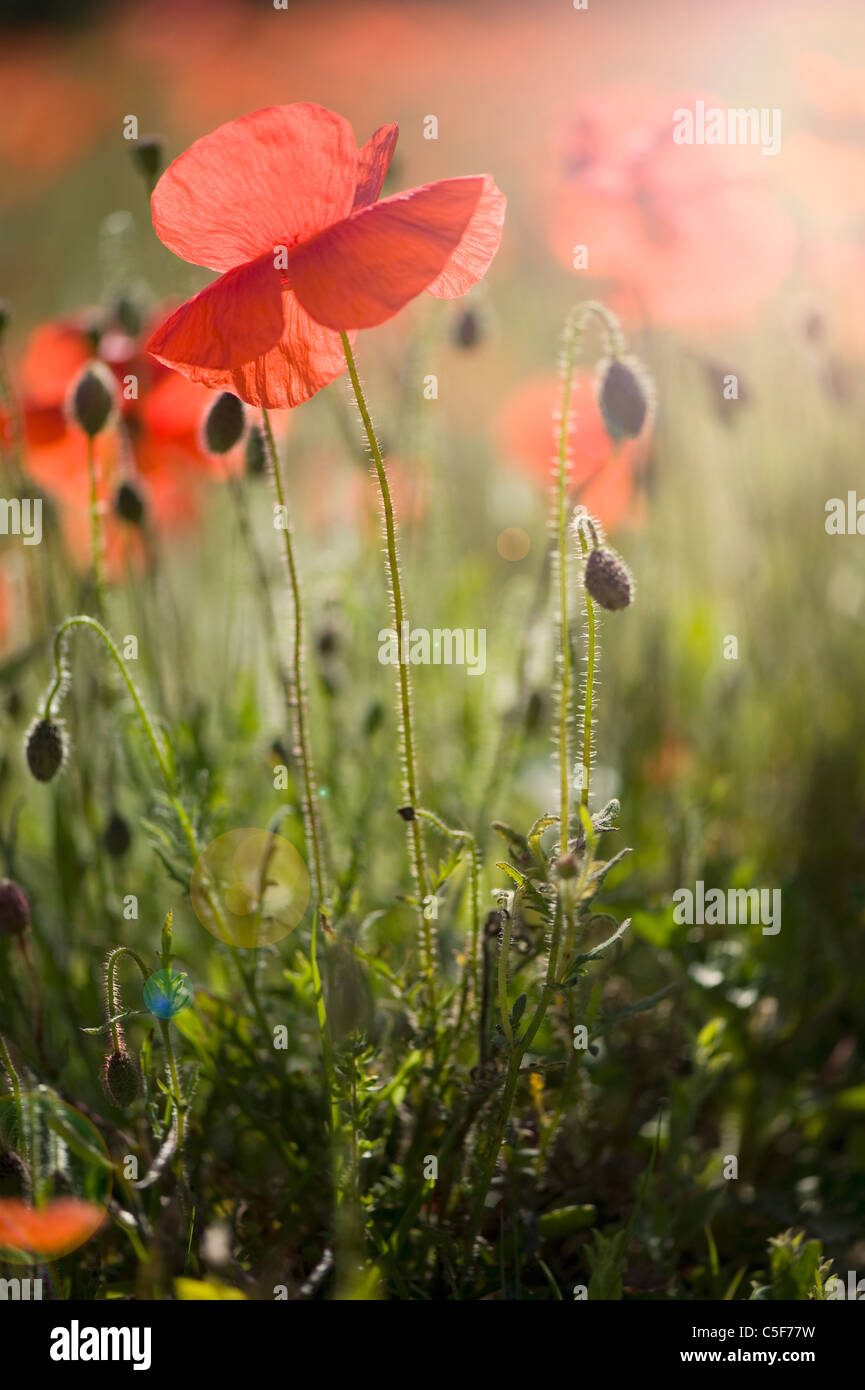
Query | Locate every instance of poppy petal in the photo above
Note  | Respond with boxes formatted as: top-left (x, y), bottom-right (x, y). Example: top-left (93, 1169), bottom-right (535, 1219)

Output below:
top-left (426, 175), bottom-right (506, 297)
top-left (353, 123), bottom-right (399, 209)
top-left (287, 176), bottom-right (488, 330)
top-left (0, 1197), bottom-right (105, 1258)
top-left (147, 255), bottom-right (285, 373)
top-left (151, 103), bottom-right (357, 273)
top-left (156, 288), bottom-right (351, 409)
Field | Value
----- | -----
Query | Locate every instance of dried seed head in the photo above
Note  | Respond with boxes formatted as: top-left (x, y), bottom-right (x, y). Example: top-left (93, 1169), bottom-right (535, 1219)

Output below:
top-left (597, 356), bottom-right (651, 442)
top-left (25, 717), bottom-right (66, 782)
top-left (114, 479), bottom-right (146, 526)
top-left (103, 812), bottom-right (131, 858)
top-left (103, 1050), bottom-right (140, 1108)
top-left (68, 361), bottom-right (117, 438)
top-left (0, 878), bottom-right (30, 936)
top-left (131, 135), bottom-right (163, 187)
top-left (245, 424), bottom-right (267, 477)
top-left (0, 1149), bottom-right (27, 1198)
top-left (584, 547), bottom-right (634, 611)
top-left (203, 392), bottom-right (245, 454)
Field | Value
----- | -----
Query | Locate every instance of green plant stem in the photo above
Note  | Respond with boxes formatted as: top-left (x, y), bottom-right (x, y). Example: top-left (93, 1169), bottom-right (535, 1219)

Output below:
top-left (415, 808), bottom-right (480, 1038)
top-left (104, 945), bottom-right (149, 1052)
top-left (261, 410), bottom-right (328, 914)
top-left (576, 521), bottom-right (596, 808)
top-left (43, 616), bottom-right (269, 1037)
top-left (159, 1018), bottom-right (185, 1154)
top-left (340, 332), bottom-right (435, 1023)
top-left (86, 437), bottom-right (106, 615)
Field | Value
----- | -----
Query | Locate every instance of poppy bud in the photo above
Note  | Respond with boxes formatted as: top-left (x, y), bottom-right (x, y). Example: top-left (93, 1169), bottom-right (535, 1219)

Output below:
top-left (103, 1050), bottom-right (140, 1108)
top-left (131, 135), bottom-right (163, 188)
top-left (452, 306), bottom-right (485, 349)
top-left (203, 392), bottom-right (245, 454)
top-left (245, 424), bottom-right (267, 477)
top-left (584, 547), bottom-right (634, 611)
top-left (0, 878), bottom-right (30, 936)
top-left (0, 1148), bottom-right (27, 1197)
top-left (25, 717), bottom-right (66, 782)
top-left (68, 362), bottom-right (116, 438)
top-left (114, 479), bottom-right (146, 526)
top-left (597, 356), bottom-right (651, 442)
top-left (103, 812), bottom-right (131, 858)
top-left (553, 853), bottom-right (580, 881)
top-left (114, 293), bottom-right (143, 338)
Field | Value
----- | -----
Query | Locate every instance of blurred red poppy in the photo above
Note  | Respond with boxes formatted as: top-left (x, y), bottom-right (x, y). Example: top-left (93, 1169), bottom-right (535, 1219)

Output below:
top-left (497, 373), bottom-right (648, 532)
top-left (0, 1197), bottom-right (105, 1259)
top-left (147, 103), bottom-right (505, 408)
top-left (17, 310), bottom-right (231, 577)
top-left (547, 88), bottom-right (796, 331)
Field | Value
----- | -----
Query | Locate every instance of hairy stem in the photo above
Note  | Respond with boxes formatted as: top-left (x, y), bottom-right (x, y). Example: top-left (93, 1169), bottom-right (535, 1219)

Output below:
top-left (261, 410), bottom-right (328, 913)
top-left (340, 332), bottom-right (435, 1022)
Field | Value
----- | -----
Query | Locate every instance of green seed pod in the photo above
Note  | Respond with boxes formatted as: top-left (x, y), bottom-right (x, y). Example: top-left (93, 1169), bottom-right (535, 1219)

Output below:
top-left (597, 356), bottom-right (651, 442)
top-left (203, 392), bottom-right (245, 454)
top-left (0, 1148), bottom-right (27, 1198)
top-left (584, 547), bottom-right (634, 612)
top-left (68, 362), bottom-right (116, 438)
top-left (103, 1050), bottom-right (140, 1108)
top-left (103, 812), bottom-right (131, 858)
top-left (25, 717), bottom-right (66, 782)
top-left (114, 479), bottom-right (146, 526)
top-left (0, 878), bottom-right (30, 936)
top-left (245, 424), bottom-right (267, 477)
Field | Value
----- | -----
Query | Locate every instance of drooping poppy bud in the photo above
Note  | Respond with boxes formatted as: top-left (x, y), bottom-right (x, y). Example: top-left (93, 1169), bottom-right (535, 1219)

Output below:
top-left (114, 479), bottom-right (146, 526)
top-left (584, 547), bottom-right (634, 611)
top-left (0, 878), bottom-right (30, 936)
top-left (131, 135), bottom-right (163, 189)
top-left (25, 718), bottom-right (66, 782)
top-left (103, 1050), bottom-right (140, 1108)
top-left (68, 362), bottom-right (116, 438)
top-left (596, 356), bottom-right (651, 442)
top-left (452, 305), bottom-right (485, 349)
top-left (203, 392), bottom-right (245, 455)
top-left (103, 812), bottom-right (131, 858)
top-left (245, 425), bottom-right (267, 477)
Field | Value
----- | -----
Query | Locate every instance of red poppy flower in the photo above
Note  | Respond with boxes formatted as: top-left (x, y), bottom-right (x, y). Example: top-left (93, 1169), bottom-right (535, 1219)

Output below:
top-left (146, 103), bottom-right (506, 408)
top-left (17, 310), bottom-right (233, 578)
top-left (547, 88), bottom-right (796, 331)
top-left (497, 373), bottom-right (649, 532)
top-left (0, 1197), bottom-right (105, 1259)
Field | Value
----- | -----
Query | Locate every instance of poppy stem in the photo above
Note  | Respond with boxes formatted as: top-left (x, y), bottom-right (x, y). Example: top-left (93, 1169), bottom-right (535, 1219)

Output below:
top-left (554, 301), bottom-right (621, 849)
top-left (85, 436), bottom-right (106, 616)
top-left (42, 616), bottom-right (269, 1036)
top-left (260, 409), bottom-right (328, 914)
top-left (339, 333), bottom-right (435, 1024)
